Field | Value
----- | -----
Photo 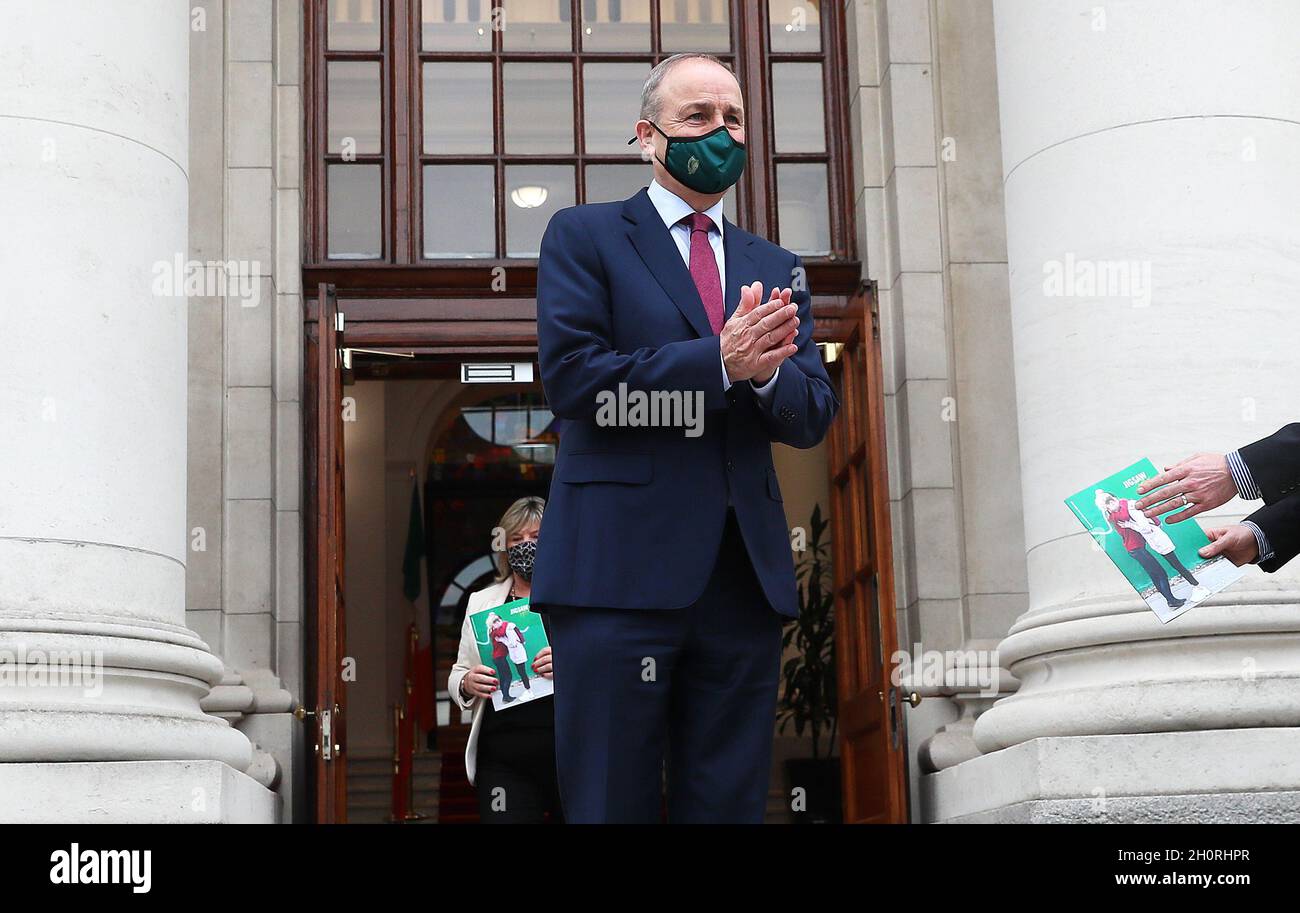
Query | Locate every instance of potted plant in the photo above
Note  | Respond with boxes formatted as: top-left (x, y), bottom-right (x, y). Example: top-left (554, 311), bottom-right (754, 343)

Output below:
top-left (777, 503), bottom-right (841, 823)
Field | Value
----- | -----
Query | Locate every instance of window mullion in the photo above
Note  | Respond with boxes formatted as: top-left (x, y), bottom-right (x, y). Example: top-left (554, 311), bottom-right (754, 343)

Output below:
top-left (391, 0), bottom-right (414, 264)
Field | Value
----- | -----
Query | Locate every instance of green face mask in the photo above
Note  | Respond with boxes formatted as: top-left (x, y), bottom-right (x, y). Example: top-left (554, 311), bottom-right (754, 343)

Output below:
top-left (632, 121), bottom-right (747, 195)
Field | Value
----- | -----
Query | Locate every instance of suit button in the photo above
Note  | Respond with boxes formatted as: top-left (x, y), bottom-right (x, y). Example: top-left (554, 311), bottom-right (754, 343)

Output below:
top-left (726, 460), bottom-right (735, 471)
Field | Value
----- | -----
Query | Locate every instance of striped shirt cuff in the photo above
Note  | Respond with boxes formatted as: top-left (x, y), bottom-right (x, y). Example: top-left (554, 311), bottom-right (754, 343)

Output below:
top-left (1241, 520), bottom-right (1273, 564)
top-left (1226, 450), bottom-right (1262, 500)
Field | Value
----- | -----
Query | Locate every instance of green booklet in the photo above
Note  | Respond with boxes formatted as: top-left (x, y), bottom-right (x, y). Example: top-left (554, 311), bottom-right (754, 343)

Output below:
top-left (468, 596), bottom-right (553, 711)
top-left (1064, 458), bottom-right (1245, 623)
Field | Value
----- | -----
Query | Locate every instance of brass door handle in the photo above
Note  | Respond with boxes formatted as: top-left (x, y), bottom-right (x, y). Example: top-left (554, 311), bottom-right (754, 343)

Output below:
top-left (293, 703), bottom-right (340, 720)
top-left (902, 691), bottom-right (921, 708)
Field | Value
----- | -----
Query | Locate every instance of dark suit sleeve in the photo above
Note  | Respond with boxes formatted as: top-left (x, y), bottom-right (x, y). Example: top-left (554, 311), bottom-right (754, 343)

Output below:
top-left (536, 208), bottom-right (729, 421)
top-left (752, 254), bottom-right (840, 449)
top-left (1246, 493), bottom-right (1300, 573)
top-left (1238, 423), bottom-right (1300, 503)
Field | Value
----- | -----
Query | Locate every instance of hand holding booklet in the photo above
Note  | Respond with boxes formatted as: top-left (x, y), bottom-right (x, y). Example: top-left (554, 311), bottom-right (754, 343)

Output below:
top-left (469, 596), bottom-right (554, 711)
top-left (1065, 458), bottom-right (1245, 623)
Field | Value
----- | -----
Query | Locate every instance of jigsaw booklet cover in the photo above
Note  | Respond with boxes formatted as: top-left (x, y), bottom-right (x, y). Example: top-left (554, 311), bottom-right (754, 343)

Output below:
top-left (468, 596), bottom-right (553, 710)
top-left (1064, 458), bottom-right (1245, 623)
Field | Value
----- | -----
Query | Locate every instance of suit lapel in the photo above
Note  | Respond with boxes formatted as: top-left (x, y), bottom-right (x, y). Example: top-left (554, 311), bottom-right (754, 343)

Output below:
top-left (722, 214), bottom-right (755, 322)
top-left (624, 188), bottom-right (713, 339)
top-left (622, 188), bottom-right (757, 338)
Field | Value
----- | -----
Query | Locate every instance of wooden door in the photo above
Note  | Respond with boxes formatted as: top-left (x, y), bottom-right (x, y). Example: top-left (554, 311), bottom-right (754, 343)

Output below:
top-left (304, 282), bottom-right (348, 822)
top-left (828, 282), bottom-right (908, 823)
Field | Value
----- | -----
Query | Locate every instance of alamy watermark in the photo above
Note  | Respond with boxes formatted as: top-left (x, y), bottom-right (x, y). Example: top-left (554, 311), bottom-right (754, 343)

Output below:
top-left (595, 382), bottom-right (705, 438)
top-left (1043, 253), bottom-right (1152, 308)
top-left (891, 644), bottom-right (1000, 697)
top-left (0, 645), bottom-right (103, 697)
top-left (151, 256), bottom-right (262, 307)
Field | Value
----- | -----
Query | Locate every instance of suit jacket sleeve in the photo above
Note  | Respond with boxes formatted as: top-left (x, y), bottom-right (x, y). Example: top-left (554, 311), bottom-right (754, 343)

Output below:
top-left (752, 254), bottom-right (840, 449)
top-left (1238, 422), bottom-right (1300, 503)
top-left (537, 207), bottom-right (730, 420)
top-left (1246, 493), bottom-right (1300, 573)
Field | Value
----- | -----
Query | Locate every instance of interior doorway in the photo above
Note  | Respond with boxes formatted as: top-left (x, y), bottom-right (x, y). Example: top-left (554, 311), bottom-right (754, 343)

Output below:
top-left (336, 357), bottom-right (555, 823)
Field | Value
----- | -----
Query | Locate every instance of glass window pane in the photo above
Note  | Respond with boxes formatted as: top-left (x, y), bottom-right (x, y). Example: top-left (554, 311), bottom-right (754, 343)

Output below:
top-left (529, 404), bottom-right (556, 439)
top-left (494, 404), bottom-right (528, 444)
top-left (505, 165), bottom-right (575, 257)
top-left (421, 0), bottom-right (493, 51)
top-left (583, 63), bottom-right (650, 155)
top-left (584, 164), bottom-right (649, 203)
top-left (328, 164), bottom-right (383, 259)
top-left (328, 0), bottom-right (382, 50)
top-left (502, 0), bottom-right (573, 50)
top-left (582, 0), bottom-right (650, 51)
top-left (424, 165), bottom-right (495, 258)
top-left (769, 0), bottom-right (821, 52)
top-left (328, 61), bottom-right (382, 156)
top-left (423, 62), bottom-right (493, 154)
top-left (776, 163), bottom-right (829, 255)
top-left (772, 62), bottom-right (825, 153)
top-left (504, 63), bottom-right (573, 154)
top-left (660, 0), bottom-right (730, 51)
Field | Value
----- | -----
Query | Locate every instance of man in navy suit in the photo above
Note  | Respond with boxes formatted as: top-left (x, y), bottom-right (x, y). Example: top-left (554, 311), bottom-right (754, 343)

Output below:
top-left (530, 53), bottom-right (839, 823)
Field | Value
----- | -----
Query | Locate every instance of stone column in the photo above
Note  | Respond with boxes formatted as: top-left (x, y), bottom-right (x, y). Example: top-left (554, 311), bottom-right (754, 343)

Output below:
top-left (938, 0), bottom-right (1300, 820)
top-left (0, 0), bottom-right (271, 821)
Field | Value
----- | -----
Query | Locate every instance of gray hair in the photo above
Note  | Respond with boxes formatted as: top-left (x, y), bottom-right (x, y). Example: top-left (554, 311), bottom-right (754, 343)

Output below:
top-left (491, 495), bottom-right (545, 581)
top-left (639, 53), bottom-right (740, 122)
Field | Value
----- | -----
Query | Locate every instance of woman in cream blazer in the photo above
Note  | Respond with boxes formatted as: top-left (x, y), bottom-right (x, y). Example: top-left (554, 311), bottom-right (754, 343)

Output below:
top-left (448, 496), bottom-right (560, 823)
top-left (449, 575), bottom-right (512, 786)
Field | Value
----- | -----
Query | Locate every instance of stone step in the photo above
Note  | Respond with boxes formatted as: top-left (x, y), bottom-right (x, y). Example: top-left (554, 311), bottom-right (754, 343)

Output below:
top-left (348, 800), bottom-right (437, 816)
top-left (347, 770), bottom-right (441, 785)
top-left (347, 756), bottom-right (440, 771)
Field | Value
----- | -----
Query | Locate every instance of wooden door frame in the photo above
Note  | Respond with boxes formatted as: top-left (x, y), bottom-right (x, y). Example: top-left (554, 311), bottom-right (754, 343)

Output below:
top-left (301, 295), bottom-right (562, 823)
top-left (300, 282), bottom-right (887, 821)
top-left (303, 283), bottom-right (348, 822)
top-left (827, 280), bottom-right (908, 823)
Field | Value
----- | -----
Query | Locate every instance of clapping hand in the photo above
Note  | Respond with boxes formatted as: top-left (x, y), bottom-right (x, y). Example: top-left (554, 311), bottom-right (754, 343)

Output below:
top-left (720, 281), bottom-right (799, 386)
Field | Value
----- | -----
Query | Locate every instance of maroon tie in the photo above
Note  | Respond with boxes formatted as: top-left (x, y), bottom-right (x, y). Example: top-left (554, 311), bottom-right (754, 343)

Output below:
top-left (682, 212), bottom-right (724, 334)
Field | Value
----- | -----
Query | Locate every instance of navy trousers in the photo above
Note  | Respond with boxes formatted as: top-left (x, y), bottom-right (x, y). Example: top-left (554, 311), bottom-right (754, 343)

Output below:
top-left (546, 509), bottom-right (784, 824)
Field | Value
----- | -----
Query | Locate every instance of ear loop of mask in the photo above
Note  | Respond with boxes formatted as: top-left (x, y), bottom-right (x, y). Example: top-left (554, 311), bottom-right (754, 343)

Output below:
top-left (626, 121), bottom-right (742, 172)
top-left (627, 121), bottom-right (666, 165)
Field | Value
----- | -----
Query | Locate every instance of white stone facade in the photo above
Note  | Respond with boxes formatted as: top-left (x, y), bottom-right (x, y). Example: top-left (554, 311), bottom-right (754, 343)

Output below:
top-left (1, 0), bottom-right (1295, 822)
top-left (844, 0), bottom-right (1300, 822)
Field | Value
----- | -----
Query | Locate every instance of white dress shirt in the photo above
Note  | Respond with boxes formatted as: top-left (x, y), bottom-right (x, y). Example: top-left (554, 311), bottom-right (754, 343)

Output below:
top-left (1226, 449), bottom-right (1274, 564)
top-left (644, 179), bottom-right (779, 401)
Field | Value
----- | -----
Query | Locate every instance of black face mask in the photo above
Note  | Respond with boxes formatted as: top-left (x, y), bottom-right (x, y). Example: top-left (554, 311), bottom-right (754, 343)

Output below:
top-left (506, 539), bottom-right (537, 581)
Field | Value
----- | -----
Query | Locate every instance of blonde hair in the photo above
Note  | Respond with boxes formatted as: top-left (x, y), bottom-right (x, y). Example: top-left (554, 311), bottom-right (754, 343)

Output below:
top-left (492, 495), bottom-right (545, 582)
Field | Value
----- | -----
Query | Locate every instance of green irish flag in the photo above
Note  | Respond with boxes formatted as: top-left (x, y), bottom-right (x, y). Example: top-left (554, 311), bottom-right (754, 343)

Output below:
top-left (401, 477), bottom-right (424, 602)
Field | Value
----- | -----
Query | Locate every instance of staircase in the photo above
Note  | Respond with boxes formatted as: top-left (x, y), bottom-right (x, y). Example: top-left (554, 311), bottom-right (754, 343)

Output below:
top-left (345, 747), bottom-right (442, 824)
top-left (436, 743), bottom-right (478, 824)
